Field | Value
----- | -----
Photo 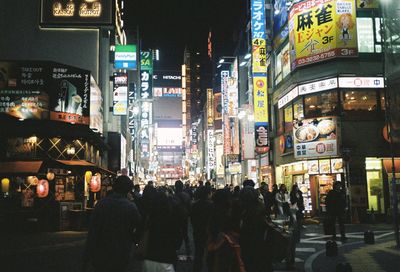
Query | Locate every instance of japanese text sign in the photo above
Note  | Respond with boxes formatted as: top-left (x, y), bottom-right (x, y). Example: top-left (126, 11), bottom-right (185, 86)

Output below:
top-left (289, 0), bottom-right (358, 69)
top-left (140, 51), bottom-right (153, 99)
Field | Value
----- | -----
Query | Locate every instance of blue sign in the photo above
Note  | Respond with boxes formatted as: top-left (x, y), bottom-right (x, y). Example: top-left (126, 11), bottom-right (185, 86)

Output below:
top-left (251, 0), bottom-right (267, 40)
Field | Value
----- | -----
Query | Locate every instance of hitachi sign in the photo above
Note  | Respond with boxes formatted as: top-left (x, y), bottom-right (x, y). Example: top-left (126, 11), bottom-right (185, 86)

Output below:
top-left (162, 75), bottom-right (181, 80)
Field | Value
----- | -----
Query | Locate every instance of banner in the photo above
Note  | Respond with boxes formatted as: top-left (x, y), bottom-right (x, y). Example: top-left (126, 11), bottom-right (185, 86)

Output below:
top-left (207, 130), bottom-right (215, 179)
top-left (289, 0), bottom-right (358, 69)
top-left (227, 77), bottom-right (238, 117)
top-left (293, 116), bottom-right (338, 158)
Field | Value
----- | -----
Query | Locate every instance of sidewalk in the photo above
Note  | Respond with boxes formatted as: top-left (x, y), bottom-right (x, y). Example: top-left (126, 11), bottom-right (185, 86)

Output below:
top-left (307, 233), bottom-right (400, 272)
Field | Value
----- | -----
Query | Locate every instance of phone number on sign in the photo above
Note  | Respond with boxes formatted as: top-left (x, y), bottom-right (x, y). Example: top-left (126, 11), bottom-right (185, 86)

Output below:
top-left (297, 51), bottom-right (336, 66)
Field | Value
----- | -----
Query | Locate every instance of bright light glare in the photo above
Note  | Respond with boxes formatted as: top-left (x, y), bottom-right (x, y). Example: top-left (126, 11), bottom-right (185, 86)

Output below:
top-left (219, 59), bottom-right (224, 64)
top-left (244, 53), bottom-right (251, 60)
top-left (238, 111), bottom-right (246, 119)
top-left (239, 61), bottom-right (247, 67)
top-left (247, 114), bottom-right (255, 121)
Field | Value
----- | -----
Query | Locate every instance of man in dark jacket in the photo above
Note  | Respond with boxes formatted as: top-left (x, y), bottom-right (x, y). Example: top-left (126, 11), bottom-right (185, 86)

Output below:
top-left (326, 181), bottom-right (347, 241)
top-left (190, 186), bottom-right (213, 272)
top-left (174, 180), bottom-right (192, 254)
top-left (84, 175), bottom-right (141, 272)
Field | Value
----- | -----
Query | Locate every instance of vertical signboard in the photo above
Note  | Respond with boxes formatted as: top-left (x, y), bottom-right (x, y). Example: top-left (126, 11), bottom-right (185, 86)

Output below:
top-left (207, 130), bottom-right (215, 179)
top-left (140, 51), bottom-right (153, 99)
top-left (207, 89), bottom-right (214, 128)
top-left (128, 83), bottom-right (136, 138)
top-left (113, 73), bottom-right (128, 116)
top-left (251, 0), bottom-right (269, 154)
top-left (140, 101), bottom-right (151, 159)
top-left (289, 0), bottom-right (357, 69)
top-left (115, 45), bottom-right (137, 70)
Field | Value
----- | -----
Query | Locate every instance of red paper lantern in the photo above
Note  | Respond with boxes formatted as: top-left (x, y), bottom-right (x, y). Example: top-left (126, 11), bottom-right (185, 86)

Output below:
top-left (37, 179), bottom-right (49, 198)
top-left (90, 173), bottom-right (101, 192)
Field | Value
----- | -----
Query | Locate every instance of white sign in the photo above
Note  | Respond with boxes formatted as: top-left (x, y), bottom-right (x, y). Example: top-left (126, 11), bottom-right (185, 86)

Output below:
top-left (227, 77), bottom-right (238, 117)
top-left (207, 130), bottom-right (216, 179)
top-left (298, 78), bottom-right (338, 96)
top-left (216, 144), bottom-right (224, 177)
top-left (278, 87), bottom-right (299, 109)
top-left (338, 77), bottom-right (384, 88)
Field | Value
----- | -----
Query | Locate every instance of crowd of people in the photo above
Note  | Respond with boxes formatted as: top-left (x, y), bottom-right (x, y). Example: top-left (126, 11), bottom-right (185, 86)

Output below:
top-left (83, 176), bottom-right (347, 272)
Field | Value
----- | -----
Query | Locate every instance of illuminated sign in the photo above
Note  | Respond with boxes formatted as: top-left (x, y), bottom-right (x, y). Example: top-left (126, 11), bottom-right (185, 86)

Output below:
top-left (0, 90), bottom-right (49, 120)
top-left (113, 73), bottom-right (127, 116)
top-left (156, 127), bottom-right (183, 147)
top-left (115, 45), bottom-right (137, 70)
top-left (140, 102), bottom-right (152, 158)
top-left (40, 0), bottom-right (113, 27)
top-left (289, 0), bottom-right (358, 69)
top-left (207, 89), bottom-right (214, 128)
top-left (253, 76), bottom-right (269, 153)
top-left (251, 0), bottom-right (267, 74)
top-left (207, 130), bottom-right (215, 179)
top-left (299, 77), bottom-right (338, 95)
top-left (221, 70), bottom-right (230, 114)
top-left (278, 87), bottom-right (299, 109)
top-left (227, 77), bottom-right (238, 117)
top-left (140, 51), bottom-right (153, 99)
top-left (338, 77), bottom-right (384, 88)
top-left (153, 87), bottom-right (181, 97)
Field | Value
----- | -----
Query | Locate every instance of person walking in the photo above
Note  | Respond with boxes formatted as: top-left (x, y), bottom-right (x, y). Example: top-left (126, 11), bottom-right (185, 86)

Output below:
top-left (191, 186), bottom-right (213, 272)
top-left (83, 175), bottom-right (141, 272)
top-left (259, 182), bottom-right (273, 216)
top-left (271, 184), bottom-right (279, 219)
top-left (289, 184), bottom-right (304, 227)
top-left (174, 180), bottom-right (192, 255)
top-left (275, 184), bottom-right (290, 221)
top-left (326, 181), bottom-right (347, 241)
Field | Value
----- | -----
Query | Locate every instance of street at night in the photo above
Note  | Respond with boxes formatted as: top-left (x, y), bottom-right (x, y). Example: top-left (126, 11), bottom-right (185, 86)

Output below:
top-left (1, 0), bottom-right (400, 272)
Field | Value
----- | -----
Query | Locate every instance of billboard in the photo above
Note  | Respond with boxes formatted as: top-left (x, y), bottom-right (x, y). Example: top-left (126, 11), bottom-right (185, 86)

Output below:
top-left (0, 61), bottom-right (90, 125)
top-left (289, 0), bottom-right (358, 69)
top-left (293, 116), bottom-right (339, 159)
top-left (153, 71), bottom-right (181, 88)
top-left (154, 87), bottom-right (181, 97)
top-left (207, 89), bottom-right (214, 128)
top-left (115, 45), bottom-right (137, 70)
top-left (153, 97), bottom-right (182, 121)
top-left (113, 73), bottom-right (128, 116)
top-left (40, 0), bottom-right (114, 27)
top-left (90, 76), bottom-right (103, 134)
top-left (273, 0), bottom-right (289, 37)
top-left (227, 77), bottom-right (238, 117)
top-left (156, 127), bottom-right (183, 151)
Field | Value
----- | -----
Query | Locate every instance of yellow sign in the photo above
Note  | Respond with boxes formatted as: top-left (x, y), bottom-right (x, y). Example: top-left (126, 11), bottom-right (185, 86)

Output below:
top-left (252, 38), bottom-right (267, 74)
top-left (289, 0), bottom-right (357, 69)
top-left (253, 76), bottom-right (268, 123)
top-left (207, 89), bottom-right (214, 127)
top-left (356, 0), bottom-right (379, 9)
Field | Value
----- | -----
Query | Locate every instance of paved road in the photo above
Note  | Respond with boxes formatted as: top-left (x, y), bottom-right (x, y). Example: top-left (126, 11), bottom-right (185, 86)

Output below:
top-left (0, 224), bottom-right (395, 272)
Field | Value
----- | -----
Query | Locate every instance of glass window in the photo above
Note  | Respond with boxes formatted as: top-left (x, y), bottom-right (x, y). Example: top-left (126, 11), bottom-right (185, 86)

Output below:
top-left (275, 52), bottom-right (283, 85)
top-left (366, 159), bottom-right (384, 213)
top-left (304, 91), bottom-right (338, 118)
top-left (293, 98), bottom-right (304, 120)
top-left (342, 90), bottom-right (377, 111)
top-left (357, 18), bottom-right (374, 53)
top-left (284, 105), bottom-right (293, 132)
top-left (275, 43), bottom-right (291, 85)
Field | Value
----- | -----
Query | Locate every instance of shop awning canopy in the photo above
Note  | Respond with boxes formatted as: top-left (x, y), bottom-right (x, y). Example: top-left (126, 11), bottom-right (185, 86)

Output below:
top-left (0, 161), bottom-right (44, 175)
top-left (56, 160), bottom-right (115, 176)
top-left (383, 159), bottom-right (400, 174)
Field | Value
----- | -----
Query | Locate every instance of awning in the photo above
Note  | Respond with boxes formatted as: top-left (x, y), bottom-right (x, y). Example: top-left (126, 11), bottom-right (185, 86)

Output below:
top-left (0, 161), bottom-right (44, 174)
top-left (56, 160), bottom-right (115, 176)
top-left (383, 159), bottom-right (400, 174)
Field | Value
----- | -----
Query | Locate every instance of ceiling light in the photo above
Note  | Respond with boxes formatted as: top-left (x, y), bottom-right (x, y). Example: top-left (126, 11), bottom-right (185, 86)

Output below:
top-left (219, 59), bottom-right (224, 64)
top-left (244, 53), bottom-right (251, 60)
top-left (239, 61), bottom-right (247, 67)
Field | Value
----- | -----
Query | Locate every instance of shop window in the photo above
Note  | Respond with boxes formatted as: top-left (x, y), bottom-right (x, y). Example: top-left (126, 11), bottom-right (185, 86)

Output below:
top-left (284, 104), bottom-right (293, 132)
top-left (366, 159), bottom-right (384, 213)
top-left (274, 42), bottom-right (291, 86)
top-left (304, 91), bottom-right (338, 118)
top-left (380, 89), bottom-right (386, 110)
top-left (293, 98), bottom-right (304, 121)
top-left (342, 89), bottom-right (378, 114)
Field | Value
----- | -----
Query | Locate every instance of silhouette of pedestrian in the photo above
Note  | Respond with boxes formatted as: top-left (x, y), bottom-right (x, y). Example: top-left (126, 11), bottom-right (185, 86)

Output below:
top-left (326, 181), bottom-right (347, 241)
top-left (83, 175), bottom-right (141, 272)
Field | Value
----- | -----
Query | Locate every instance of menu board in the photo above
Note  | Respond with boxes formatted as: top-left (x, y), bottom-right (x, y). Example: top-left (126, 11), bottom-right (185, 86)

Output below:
top-left (319, 159), bottom-right (331, 174)
top-left (293, 116), bottom-right (338, 159)
top-left (307, 160), bottom-right (319, 175)
top-left (331, 158), bottom-right (344, 173)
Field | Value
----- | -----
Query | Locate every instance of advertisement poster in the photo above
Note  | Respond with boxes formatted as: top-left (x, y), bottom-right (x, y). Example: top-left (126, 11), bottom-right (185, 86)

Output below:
top-left (0, 61), bottom-right (90, 125)
top-left (289, 0), bottom-right (358, 69)
top-left (331, 158), bottom-right (344, 173)
top-left (50, 64), bottom-right (90, 124)
top-left (293, 116), bottom-right (338, 159)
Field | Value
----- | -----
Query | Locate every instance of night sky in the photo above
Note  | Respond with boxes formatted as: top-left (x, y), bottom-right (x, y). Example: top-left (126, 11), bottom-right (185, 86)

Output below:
top-left (125, 0), bottom-right (245, 69)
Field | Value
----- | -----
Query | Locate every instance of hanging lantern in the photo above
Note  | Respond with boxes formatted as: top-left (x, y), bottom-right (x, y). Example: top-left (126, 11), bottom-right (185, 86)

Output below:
top-left (84, 171), bottom-right (93, 184)
top-left (46, 171), bottom-right (55, 181)
top-left (90, 173), bottom-right (101, 192)
top-left (37, 179), bottom-right (49, 198)
top-left (1, 178), bottom-right (10, 193)
top-left (27, 176), bottom-right (39, 186)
